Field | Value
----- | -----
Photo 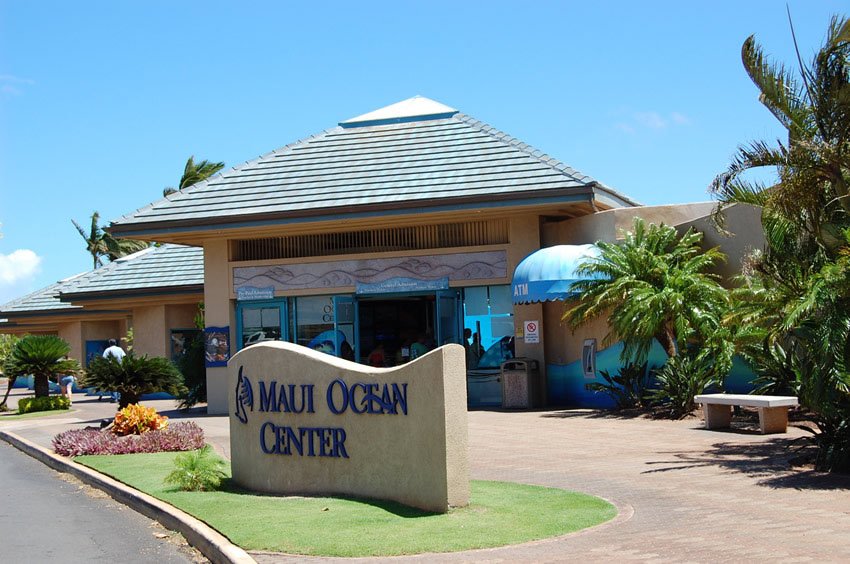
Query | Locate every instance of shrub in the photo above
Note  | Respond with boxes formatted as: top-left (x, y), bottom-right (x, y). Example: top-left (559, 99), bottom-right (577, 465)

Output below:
top-left (650, 355), bottom-right (721, 419)
top-left (6, 335), bottom-right (79, 398)
top-left (176, 329), bottom-right (207, 409)
top-left (52, 421), bottom-right (205, 457)
top-left (82, 352), bottom-right (187, 409)
top-left (18, 395), bottom-right (70, 414)
top-left (112, 404), bottom-right (168, 436)
top-left (164, 444), bottom-right (227, 491)
top-left (589, 361), bottom-right (650, 410)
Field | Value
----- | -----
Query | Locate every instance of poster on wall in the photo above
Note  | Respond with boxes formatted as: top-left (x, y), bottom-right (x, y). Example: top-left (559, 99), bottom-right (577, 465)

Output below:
top-left (523, 320), bottom-right (540, 344)
top-left (205, 327), bottom-right (230, 367)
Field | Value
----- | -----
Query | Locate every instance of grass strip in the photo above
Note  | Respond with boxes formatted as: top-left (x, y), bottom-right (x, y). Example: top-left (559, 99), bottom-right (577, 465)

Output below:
top-left (77, 450), bottom-right (616, 556)
top-left (0, 408), bottom-right (73, 421)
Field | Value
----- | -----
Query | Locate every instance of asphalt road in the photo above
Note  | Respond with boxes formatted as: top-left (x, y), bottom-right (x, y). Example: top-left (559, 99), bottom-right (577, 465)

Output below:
top-left (0, 442), bottom-right (201, 563)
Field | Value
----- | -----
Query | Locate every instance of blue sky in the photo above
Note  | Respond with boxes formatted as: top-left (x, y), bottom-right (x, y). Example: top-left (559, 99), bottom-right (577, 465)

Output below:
top-left (0, 0), bottom-right (846, 304)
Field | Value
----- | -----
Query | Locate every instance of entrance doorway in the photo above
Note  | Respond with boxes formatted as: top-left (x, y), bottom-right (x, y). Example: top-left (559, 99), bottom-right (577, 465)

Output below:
top-left (358, 296), bottom-right (433, 367)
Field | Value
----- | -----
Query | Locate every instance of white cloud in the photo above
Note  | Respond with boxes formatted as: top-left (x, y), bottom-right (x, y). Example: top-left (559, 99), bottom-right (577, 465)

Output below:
top-left (0, 249), bottom-right (42, 284)
top-left (615, 110), bottom-right (692, 135)
top-left (634, 111), bottom-right (668, 129)
top-left (670, 112), bottom-right (690, 125)
top-left (0, 74), bottom-right (35, 97)
top-left (615, 123), bottom-right (636, 135)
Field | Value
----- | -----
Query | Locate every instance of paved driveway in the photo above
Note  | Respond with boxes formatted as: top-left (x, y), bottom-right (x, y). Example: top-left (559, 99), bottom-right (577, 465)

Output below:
top-left (4, 387), bottom-right (850, 562)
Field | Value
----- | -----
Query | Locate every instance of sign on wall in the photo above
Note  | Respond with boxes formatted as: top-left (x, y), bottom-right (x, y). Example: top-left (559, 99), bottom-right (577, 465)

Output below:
top-left (205, 326), bottom-right (230, 367)
top-left (523, 320), bottom-right (540, 344)
top-left (229, 341), bottom-right (470, 513)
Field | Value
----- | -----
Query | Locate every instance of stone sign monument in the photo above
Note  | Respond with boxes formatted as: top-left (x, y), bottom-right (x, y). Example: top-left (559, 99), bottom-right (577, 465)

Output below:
top-left (228, 341), bottom-right (469, 513)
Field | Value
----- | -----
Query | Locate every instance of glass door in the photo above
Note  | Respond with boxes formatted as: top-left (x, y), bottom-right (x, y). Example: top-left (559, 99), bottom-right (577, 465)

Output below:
top-left (436, 289), bottom-right (462, 347)
top-left (236, 300), bottom-right (287, 350)
top-left (333, 295), bottom-right (358, 361)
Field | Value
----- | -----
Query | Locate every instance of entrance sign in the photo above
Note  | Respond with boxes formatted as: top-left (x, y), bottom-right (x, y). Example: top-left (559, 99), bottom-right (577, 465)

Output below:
top-left (524, 320), bottom-right (540, 343)
top-left (236, 285), bottom-right (275, 301)
top-left (355, 276), bottom-right (449, 295)
top-left (229, 341), bottom-right (469, 513)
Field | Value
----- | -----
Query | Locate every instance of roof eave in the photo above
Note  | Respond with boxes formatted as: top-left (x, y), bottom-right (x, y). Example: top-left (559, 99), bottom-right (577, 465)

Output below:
top-left (59, 284), bottom-right (205, 304)
top-left (108, 186), bottom-right (598, 239)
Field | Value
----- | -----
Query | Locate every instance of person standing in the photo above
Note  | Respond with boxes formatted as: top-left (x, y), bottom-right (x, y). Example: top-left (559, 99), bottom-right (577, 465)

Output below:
top-left (102, 339), bottom-right (125, 403)
top-left (58, 357), bottom-right (77, 405)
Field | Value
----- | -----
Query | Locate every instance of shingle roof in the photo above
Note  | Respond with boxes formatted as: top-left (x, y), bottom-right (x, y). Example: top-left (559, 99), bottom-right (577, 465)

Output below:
top-left (60, 244), bottom-right (203, 299)
top-left (0, 244), bottom-right (204, 316)
top-left (0, 276), bottom-right (84, 315)
top-left (110, 97), bottom-right (636, 234)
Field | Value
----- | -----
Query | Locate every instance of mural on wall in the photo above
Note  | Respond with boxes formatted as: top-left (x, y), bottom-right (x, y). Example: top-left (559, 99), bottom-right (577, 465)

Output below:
top-left (233, 251), bottom-right (507, 293)
top-left (205, 326), bottom-right (230, 367)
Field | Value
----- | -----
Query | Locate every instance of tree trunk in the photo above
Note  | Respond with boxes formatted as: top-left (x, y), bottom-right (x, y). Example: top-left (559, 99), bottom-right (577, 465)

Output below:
top-left (118, 392), bottom-right (140, 410)
top-left (33, 374), bottom-right (50, 398)
top-left (0, 376), bottom-right (17, 408)
top-left (657, 323), bottom-right (678, 359)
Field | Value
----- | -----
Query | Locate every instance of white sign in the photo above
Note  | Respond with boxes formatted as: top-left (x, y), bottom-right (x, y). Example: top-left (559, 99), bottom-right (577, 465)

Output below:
top-left (524, 320), bottom-right (539, 343)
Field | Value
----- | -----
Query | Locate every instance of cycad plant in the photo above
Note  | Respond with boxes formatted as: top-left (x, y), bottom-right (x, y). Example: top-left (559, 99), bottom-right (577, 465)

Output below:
top-left (5, 335), bottom-right (80, 398)
top-left (83, 352), bottom-right (186, 409)
top-left (563, 218), bottom-right (730, 367)
top-left (164, 444), bottom-right (227, 491)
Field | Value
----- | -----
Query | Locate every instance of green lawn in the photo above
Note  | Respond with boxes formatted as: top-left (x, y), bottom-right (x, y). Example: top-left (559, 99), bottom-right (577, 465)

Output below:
top-left (77, 450), bottom-right (616, 557)
top-left (0, 408), bottom-right (73, 421)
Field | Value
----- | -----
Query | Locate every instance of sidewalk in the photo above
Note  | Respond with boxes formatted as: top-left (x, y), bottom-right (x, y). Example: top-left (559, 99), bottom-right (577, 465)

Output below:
top-left (3, 386), bottom-right (850, 562)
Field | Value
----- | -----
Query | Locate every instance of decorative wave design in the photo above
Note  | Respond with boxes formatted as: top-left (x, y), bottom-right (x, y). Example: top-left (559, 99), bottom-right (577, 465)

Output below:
top-left (234, 251), bottom-right (507, 292)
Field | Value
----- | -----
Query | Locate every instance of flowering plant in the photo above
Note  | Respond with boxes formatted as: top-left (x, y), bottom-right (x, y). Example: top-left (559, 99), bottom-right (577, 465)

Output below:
top-left (112, 404), bottom-right (168, 436)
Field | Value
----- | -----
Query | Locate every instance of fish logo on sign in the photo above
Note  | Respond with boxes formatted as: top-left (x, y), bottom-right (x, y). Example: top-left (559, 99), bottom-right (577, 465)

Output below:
top-left (234, 366), bottom-right (254, 424)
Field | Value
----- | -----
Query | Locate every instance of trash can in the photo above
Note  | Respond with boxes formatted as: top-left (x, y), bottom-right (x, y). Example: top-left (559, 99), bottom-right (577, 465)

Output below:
top-left (500, 358), bottom-right (540, 409)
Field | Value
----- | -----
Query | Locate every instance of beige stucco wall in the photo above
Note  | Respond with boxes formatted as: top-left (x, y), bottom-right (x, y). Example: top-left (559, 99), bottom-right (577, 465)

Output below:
top-left (58, 322), bottom-right (83, 364)
top-left (82, 320), bottom-right (124, 345)
top-left (508, 214), bottom-right (547, 390)
top-left (544, 302), bottom-right (611, 366)
top-left (676, 203), bottom-right (765, 283)
top-left (229, 341), bottom-right (469, 513)
top-left (553, 202), bottom-right (717, 245)
top-left (205, 239), bottom-right (232, 414)
top-left (132, 303), bottom-right (199, 359)
top-left (133, 305), bottom-right (167, 357)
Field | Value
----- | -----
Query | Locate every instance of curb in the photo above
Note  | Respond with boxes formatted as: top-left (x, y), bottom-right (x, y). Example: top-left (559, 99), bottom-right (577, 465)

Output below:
top-left (0, 430), bottom-right (255, 564)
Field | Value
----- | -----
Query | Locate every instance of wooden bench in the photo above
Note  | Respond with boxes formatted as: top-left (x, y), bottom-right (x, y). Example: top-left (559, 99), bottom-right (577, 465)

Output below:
top-left (693, 394), bottom-right (799, 434)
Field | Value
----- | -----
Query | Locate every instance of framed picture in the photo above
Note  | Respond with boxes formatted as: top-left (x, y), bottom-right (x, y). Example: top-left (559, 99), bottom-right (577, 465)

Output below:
top-left (205, 326), bottom-right (230, 367)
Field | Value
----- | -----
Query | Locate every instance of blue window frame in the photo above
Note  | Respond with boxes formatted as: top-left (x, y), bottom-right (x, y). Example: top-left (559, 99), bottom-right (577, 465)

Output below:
top-left (235, 299), bottom-right (288, 351)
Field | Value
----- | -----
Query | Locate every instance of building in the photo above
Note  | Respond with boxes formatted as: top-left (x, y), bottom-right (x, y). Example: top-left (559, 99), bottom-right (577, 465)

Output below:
top-left (0, 244), bottom-right (204, 365)
top-left (3, 97), bottom-right (762, 414)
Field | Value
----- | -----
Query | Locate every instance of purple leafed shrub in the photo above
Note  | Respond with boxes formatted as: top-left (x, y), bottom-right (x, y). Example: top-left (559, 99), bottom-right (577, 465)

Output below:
top-left (53, 421), bottom-right (205, 457)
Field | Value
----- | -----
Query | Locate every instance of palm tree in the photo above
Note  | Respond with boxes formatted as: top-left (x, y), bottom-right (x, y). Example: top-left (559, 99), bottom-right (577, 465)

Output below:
top-left (712, 15), bottom-right (850, 471)
top-left (710, 15), bottom-right (850, 253)
top-left (6, 335), bottom-right (80, 398)
top-left (72, 211), bottom-right (148, 268)
top-left (562, 218), bottom-right (729, 365)
top-left (163, 156), bottom-right (225, 196)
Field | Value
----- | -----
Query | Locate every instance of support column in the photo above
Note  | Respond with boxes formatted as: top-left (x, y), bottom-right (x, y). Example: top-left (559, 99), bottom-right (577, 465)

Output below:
top-left (204, 239), bottom-right (232, 415)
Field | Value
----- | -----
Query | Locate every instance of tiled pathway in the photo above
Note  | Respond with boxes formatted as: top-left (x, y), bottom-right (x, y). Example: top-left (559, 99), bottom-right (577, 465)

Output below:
top-left (4, 388), bottom-right (849, 562)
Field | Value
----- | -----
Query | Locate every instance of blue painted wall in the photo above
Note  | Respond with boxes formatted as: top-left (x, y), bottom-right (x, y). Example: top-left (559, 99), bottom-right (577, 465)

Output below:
top-left (547, 341), bottom-right (757, 408)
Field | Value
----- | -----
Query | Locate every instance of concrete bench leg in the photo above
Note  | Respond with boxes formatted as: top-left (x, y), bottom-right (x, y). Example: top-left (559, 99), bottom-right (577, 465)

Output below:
top-left (758, 407), bottom-right (789, 434)
top-left (703, 404), bottom-right (732, 429)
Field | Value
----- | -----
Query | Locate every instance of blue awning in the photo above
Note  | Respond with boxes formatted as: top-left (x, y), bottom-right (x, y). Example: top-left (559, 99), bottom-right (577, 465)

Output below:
top-left (511, 244), bottom-right (601, 304)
